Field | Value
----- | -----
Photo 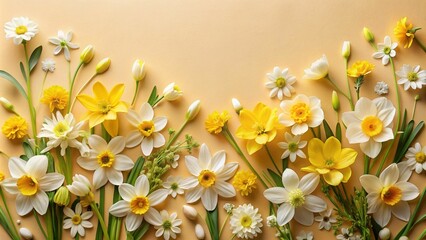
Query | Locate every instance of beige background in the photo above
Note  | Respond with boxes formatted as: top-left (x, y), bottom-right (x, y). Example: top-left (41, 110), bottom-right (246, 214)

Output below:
top-left (0, 0), bottom-right (426, 239)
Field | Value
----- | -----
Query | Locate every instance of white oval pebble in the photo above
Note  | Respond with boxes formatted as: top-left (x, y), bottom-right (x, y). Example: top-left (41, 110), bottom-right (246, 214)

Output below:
top-left (195, 224), bottom-right (205, 240)
top-left (19, 227), bottom-right (33, 239)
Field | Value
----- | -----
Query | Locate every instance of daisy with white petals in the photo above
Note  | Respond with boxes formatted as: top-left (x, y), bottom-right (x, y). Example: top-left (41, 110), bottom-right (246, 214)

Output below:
top-left (336, 228), bottom-right (354, 240)
top-left (126, 102), bottom-right (168, 156)
top-left (296, 231), bottom-right (314, 240)
top-left (2, 155), bottom-right (64, 216)
top-left (360, 163), bottom-right (419, 227)
top-left (154, 210), bottom-right (182, 240)
top-left (49, 30), bottom-right (79, 61)
top-left (314, 209), bottom-right (336, 230)
top-left (342, 97), bottom-right (395, 158)
top-left (181, 144), bottom-right (239, 211)
top-left (163, 176), bottom-right (184, 198)
top-left (396, 64), bottom-right (426, 90)
top-left (302, 55), bottom-right (329, 80)
top-left (278, 132), bottom-right (307, 162)
top-left (77, 135), bottom-right (134, 189)
top-left (263, 168), bottom-right (327, 226)
top-left (372, 36), bottom-right (397, 65)
top-left (229, 204), bottom-right (263, 239)
top-left (265, 67), bottom-right (296, 100)
top-left (405, 142), bottom-right (426, 174)
top-left (4, 17), bottom-right (38, 45)
top-left (63, 202), bottom-right (93, 238)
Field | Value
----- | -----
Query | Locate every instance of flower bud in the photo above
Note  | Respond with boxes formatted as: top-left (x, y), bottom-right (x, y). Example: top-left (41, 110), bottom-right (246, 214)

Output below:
top-left (0, 97), bottom-right (15, 113)
top-left (182, 205), bottom-right (197, 221)
top-left (332, 91), bottom-right (340, 112)
top-left (80, 45), bottom-right (94, 64)
top-left (96, 58), bottom-right (111, 74)
top-left (415, 94), bottom-right (420, 101)
top-left (363, 27), bottom-right (375, 43)
top-left (19, 227), bottom-right (33, 240)
top-left (132, 59), bottom-right (146, 82)
top-left (341, 41), bottom-right (351, 59)
top-left (195, 224), bottom-right (205, 240)
top-left (53, 186), bottom-right (71, 206)
top-left (163, 82), bottom-right (183, 101)
top-left (379, 228), bottom-right (390, 240)
top-left (186, 100), bottom-right (201, 121)
top-left (232, 98), bottom-right (243, 114)
top-left (399, 237), bottom-right (409, 240)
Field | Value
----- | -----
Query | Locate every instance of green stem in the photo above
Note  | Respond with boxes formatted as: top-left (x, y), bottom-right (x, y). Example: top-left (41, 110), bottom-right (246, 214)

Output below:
top-left (412, 96), bottom-right (419, 120)
top-left (264, 145), bottom-right (280, 173)
top-left (131, 81), bottom-right (140, 107)
top-left (401, 188), bottom-right (426, 236)
top-left (97, 186), bottom-right (106, 240)
top-left (23, 43), bottom-right (38, 142)
top-left (37, 71), bottom-right (49, 108)
top-left (33, 210), bottom-right (48, 239)
top-left (414, 37), bottom-right (426, 53)
top-left (165, 120), bottom-right (188, 149)
top-left (0, 188), bottom-right (18, 238)
top-left (69, 72), bottom-right (98, 112)
top-left (152, 96), bottom-right (164, 108)
top-left (218, 214), bottom-right (230, 238)
top-left (67, 61), bottom-right (84, 112)
top-left (345, 60), bottom-right (355, 110)
top-left (310, 127), bottom-right (317, 138)
top-left (46, 205), bottom-right (54, 240)
top-left (418, 229), bottom-right (426, 240)
top-left (91, 202), bottom-right (110, 240)
top-left (363, 155), bottom-right (370, 174)
top-left (65, 148), bottom-right (73, 184)
top-left (326, 75), bottom-right (352, 106)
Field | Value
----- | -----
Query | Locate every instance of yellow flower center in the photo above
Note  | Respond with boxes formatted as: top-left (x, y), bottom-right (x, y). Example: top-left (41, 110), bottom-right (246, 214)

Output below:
top-left (288, 142), bottom-right (298, 152)
top-left (254, 123), bottom-right (266, 136)
top-left (0, 172), bottom-right (4, 182)
top-left (415, 152), bottom-right (426, 163)
top-left (17, 175), bottom-right (39, 196)
top-left (275, 77), bottom-right (286, 88)
top-left (380, 185), bottom-right (402, 206)
top-left (240, 215), bottom-right (253, 228)
top-left (97, 151), bottom-right (115, 168)
top-left (137, 121), bottom-right (155, 137)
top-left (288, 189), bottom-right (305, 208)
top-left (173, 85), bottom-right (181, 92)
top-left (71, 215), bottom-right (82, 225)
top-left (198, 170), bottom-right (216, 188)
top-left (98, 100), bottom-right (112, 114)
top-left (361, 116), bottom-right (383, 137)
top-left (383, 46), bottom-right (391, 55)
top-left (130, 196), bottom-right (150, 215)
top-left (290, 103), bottom-right (310, 124)
top-left (408, 72), bottom-right (418, 82)
top-left (15, 25), bottom-right (27, 35)
top-left (325, 159), bottom-right (335, 167)
top-left (53, 121), bottom-right (70, 137)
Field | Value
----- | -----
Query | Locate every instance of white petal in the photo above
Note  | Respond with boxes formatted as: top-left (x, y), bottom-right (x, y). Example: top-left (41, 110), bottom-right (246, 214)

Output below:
top-left (299, 173), bottom-right (319, 195)
top-left (276, 203), bottom-right (294, 226)
top-left (2, 179), bottom-right (18, 194)
top-left (114, 155), bottom-right (134, 171)
top-left (379, 164), bottom-right (399, 187)
top-left (294, 206), bottom-right (314, 226)
top-left (77, 157), bottom-right (99, 171)
top-left (213, 181), bottom-right (235, 198)
top-left (125, 213), bottom-right (143, 232)
top-left (148, 189), bottom-right (168, 206)
top-left (210, 150), bottom-right (226, 172)
top-left (291, 123), bottom-right (308, 135)
top-left (373, 204), bottom-right (391, 227)
top-left (106, 169), bottom-right (123, 186)
top-left (89, 135), bottom-right (108, 152)
top-left (139, 103), bottom-right (154, 121)
top-left (199, 144), bottom-right (211, 169)
top-left (372, 128), bottom-right (394, 143)
top-left (93, 168), bottom-right (108, 189)
top-left (32, 191), bottom-right (49, 215)
top-left (8, 157), bottom-right (26, 178)
top-left (216, 162), bottom-right (238, 181)
top-left (184, 156), bottom-right (202, 176)
top-left (360, 140), bottom-right (382, 158)
top-left (38, 173), bottom-right (64, 191)
top-left (346, 125), bottom-right (369, 144)
top-left (125, 131), bottom-right (143, 148)
top-left (108, 136), bottom-right (126, 154)
top-left (185, 186), bottom-right (203, 203)
top-left (359, 175), bottom-right (382, 193)
top-left (152, 133), bottom-right (166, 148)
top-left (118, 184), bottom-right (136, 201)
top-left (144, 208), bottom-right (162, 226)
top-left (282, 168), bottom-right (299, 191)
top-left (180, 177), bottom-right (199, 189)
top-left (153, 117), bottom-right (167, 131)
top-left (141, 137), bottom-right (154, 156)
top-left (395, 182), bottom-right (419, 201)
top-left (25, 155), bottom-right (48, 179)
top-left (16, 194), bottom-right (33, 216)
top-left (109, 200), bottom-right (130, 217)
top-left (201, 188), bottom-right (218, 211)
top-left (63, 207), bottom-right (75, 218)
top-left (303, 195), bottom-right (327, 212)
top-left (63, 219), bottom-right (72, 229)
top-left (263, 187), bottom-right (288, 204)
top-left (391, 201), bottom-right (410, 221)
top-left (77, 225), bottom-right (85, 236)
top-left (135, 175), bottom-right (150, 196)
top-left (126, 110), bottom-right (142, 126)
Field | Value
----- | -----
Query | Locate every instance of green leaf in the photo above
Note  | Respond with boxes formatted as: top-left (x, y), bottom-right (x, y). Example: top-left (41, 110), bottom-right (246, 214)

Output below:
top-left (126, 156), bottom-right (145, 185)
top-left (401, 109), bottom-right (408, 130)
top-left (336, 122), bottom-right (342, 142)
top-left (147, 86), bottom-right (158, 106)
top-left (29, 46), bottom-right (42, 72)
top-left (205, 208), bottom-right (219, 240)
top-left (19, 62), bottom-right (27, 81)
top-left (394, 121), bottom-right (424, 163)
top-left (323, 120), bottom-right (334, 139)
top-left (22, 141), bottom-right (34, 159)
top-left (131, 221), bottom-right (149, 239)
top-left (267, 169), bottom-right (283, 187)
top-left (0, 70), bottom-right (27, 99)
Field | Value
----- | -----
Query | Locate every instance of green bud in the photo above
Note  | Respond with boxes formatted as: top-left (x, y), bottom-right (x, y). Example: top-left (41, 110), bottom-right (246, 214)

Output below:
top-left (96, 57), bottom-right (111, 74)
top-left (0, 97), bottom-right (15, 113)
top-left (415, 94), bottom-right (420, 101)
top-left (332, 91), bottom-right (340, 112)
top-left (80, 45), bottom-right (94, 64)
top-left (53, 186), bottom-right (70, 206)
top-left (341, 41), bottom-right (350, 59)
top-left (363, 27), bottom-right (375, 43)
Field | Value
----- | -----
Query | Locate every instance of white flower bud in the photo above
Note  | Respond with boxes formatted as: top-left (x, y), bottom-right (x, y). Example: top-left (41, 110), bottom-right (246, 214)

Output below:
top-left (132, 59), bottom-right (146, 82)
top-left (399, 237), bottom-right (409, 240)
top-left (195, 224), bottom-right (205, 240)
top-left (163, 82), bottom-right (183, 101)
top-left (182, 205), bottom-right (197, 221)
top-left (232, 98), bottom-right (242, 114)
top-left (0, 97), bottom-right (15, 113)
top-left (186, 100), bottom-right (201, 121)
top-left (96, 58), bottom-right (111, 74)
top-left (379, 228), bottom-right (390, 240)
top-left (19, 227), bottom-right (33, 239)
top-left (332, 90), bottom-right (340, 112)
top-left (342, 41), bottom-right (351, 59)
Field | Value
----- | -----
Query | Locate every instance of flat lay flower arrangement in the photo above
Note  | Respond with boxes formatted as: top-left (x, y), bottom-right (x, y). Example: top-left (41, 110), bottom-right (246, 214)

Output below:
top-left (0, 15), bottom-right (425, 240)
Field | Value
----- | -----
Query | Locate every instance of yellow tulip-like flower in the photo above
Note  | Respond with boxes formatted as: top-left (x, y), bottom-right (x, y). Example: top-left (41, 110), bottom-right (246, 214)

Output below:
top-left (347, 60), bottom-right (374, 78)
top-left (2, 116), bottom-right (28, 140)
top-left (236, 103), bottom-right (283, 155)
top-left (301, 137), bottom-right (357, 186)
top-left (40, 85), bottom-right (69, 112)
top-left (394, 17), bottom-right (414, 48)
top-left (205, 111), bottom-right (230, 134)
top-left (77, 82), bottom-right (128, 136)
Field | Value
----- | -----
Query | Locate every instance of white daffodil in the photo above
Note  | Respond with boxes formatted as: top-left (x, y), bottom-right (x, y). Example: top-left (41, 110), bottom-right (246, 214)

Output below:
top-left (108, 175), bottom-right (168, 231)
top-left (279, 94), bottom-right (324, 135)
top-left (302, 55), bottom-right (329, 80)
top-left (77, 135), bottom-right (134, 189)
top-left (163, 176), bottom-right (184, 198)
top-left (265, 67), bottom-right (296, 100)
top-left (163, 83), bottom-right (183, 101)
top-left (342, 97), bottom-right (395, 158)
top-left (38, 112), bottom-right (86, 156)
top-left (63, 202), bottom-right (93, 238)
top-left (125, 102), bottom-right (167, 156)
top-left (360, 163), bottom-right (419, 227)
top-left (41, 58), bottom-right (56, 73)
top-left (374, 81), bottom-right (389, 96)
top-left (405, 142), bottom-right (426, 174)
top-left (396, 64), bottom-right (426, 90)
top-left (263, 168), bottom-right (327, 226)
top-left (67, 174), bottom-right (94, 207)
top-left (49, 30), bottom-right (79, 61)
top-left (2, 155), bottom-right (64, 216)
top-left (4, 17), bottom-right (38, 45)
top-left (180, 144), bottom-right (239, 211)
top-left (296, 231), bottom-right (314, 240)
top-left (372, 36), bottom-right (397, 65)
top-left (278, 132), bottom-right (307, 162)
top-left (154, 210), bottom-right (182, 240)
top-left (314, 209), bottom-right (336, 230)
top-left (229, 204), bottom-right (263, 239)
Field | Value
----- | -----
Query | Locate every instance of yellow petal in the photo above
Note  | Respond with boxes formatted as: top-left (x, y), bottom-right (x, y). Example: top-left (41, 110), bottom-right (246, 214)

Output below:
top-left (93, 82), bottom-right (109, 100)
top-left (340, 167), bottom-right (352, 183)
top-left (246, 140), bottom-right (262, 155)
top-left (77, 95), bottom-right (98, 111)
top-left (255, 133), bottom-right (268, 145)
top-left (113, 102), bottom-right (129, 113)
top-left (239, 109), bottom-right (257, 127)
top-left (308, 138), bottom-right (325, 167)
top-left (323, 137), bottom-right (341, 161)
top-left (301, 165), bottom-right (317, 173)
top-left (267, 130), bottom-right (277, 142)
top-left (334, 148), bottom-right (358, 169)
top-left (109, 84), bottom-right (125, 105)
top-left (258, 105), bottom-right (272, 126)
top-left (88, 113), bottom-right (105, 128)
top-left (236, 126), bottom-right (257, 139)
top-left (316, 168), bottom-right (330, 174)
top-left (253, 103), bottom-right (266, 115)
top-left (103, 120), bottom-right (118, 137)
top-left (323, 170), bottom-right (343, 186)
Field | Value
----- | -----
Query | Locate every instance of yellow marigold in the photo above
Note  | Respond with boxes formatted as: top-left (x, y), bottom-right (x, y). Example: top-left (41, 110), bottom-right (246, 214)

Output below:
top-left (232, 170), bottom-right (257, 196)
top-left (347, 60), bottom-right (375, 78)
top-left (40, 85), bottom-right (69, 112)
top-left (394, 17), bottom-right (414, 48)
top-left (205, 111), bottom-right (230, 134)
top-left (2, 116), bottom-right (28, 140)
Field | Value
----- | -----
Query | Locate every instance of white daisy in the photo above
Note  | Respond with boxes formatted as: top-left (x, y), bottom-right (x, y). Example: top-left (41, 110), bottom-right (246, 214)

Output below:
top-left (67, 174), bottom-right (94, 207)
top-left (302, 55), bottom-right (329, 80)
top-left (263, 168), bottom-right (327, 226)
top-left (396, 64), bottom-right (426, 90)
top-left (314, 209), bottom-right (336, 230)
top-left (277, 132), bottom-right (307, 162)
top-left (342, 97), bottom-right (395, 158)
top-left (180, 143), bottom-right (239, 211)
top-left (108, 175), bottom-right (167, 231)
top-left (372, 36), bottom-right (398, 65)
top-left (125, 102), bottom-right (167, 156)
top-left (296, 231), bottom-right (314, 240)
top-left (360, 163), bottom-right (419, 227)
top-left (374, 81), bottom-right (389, 95)
top-left (4, 17), bottom-right (38, 45)
top-left (265, 67), bottom-right (296, 100)
top-left (154, 210), bottom-right (182, 240)
top-left (2, 155), bottom-right (64, 216)
top-left (48, 30), bottom-right (79, 61)
top-left (163, 83), bottom-right (183, 101)
top-left (163, 176), bottom-right (184, 198)
top-left (63, 202), bottom-right (93, 238)
top-left (77, 135), bottom-right (134, 189)
top-left (404, 142), bottom-right (426, 174)
top-left (336, 228), bottom-right (354, 240)
top-left (41, 58), bottom-right (56, 73)
top-left (229, 204), bottom-right (263, 239)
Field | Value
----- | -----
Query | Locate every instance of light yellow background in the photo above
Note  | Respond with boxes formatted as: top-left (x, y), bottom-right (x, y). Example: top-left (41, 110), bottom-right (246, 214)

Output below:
top-left (0, 0), bottom-right (426, 239)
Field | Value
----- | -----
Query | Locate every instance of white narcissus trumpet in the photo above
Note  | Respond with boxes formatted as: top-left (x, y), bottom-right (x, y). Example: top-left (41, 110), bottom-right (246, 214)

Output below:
top-left (302, 55), bottom-right (329, 80)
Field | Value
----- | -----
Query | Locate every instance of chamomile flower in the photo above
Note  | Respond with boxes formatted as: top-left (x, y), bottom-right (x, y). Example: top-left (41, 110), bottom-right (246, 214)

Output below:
top-left (374, 81), bottom-right (389, 96)
top-left (404, 142), bottom-right (426, 174)
top-left (154, 210), bottom-right (182, 240)
top-left (314, 209), bottom-right (336, 231)
top-left (229, 204), bottom-right (263, 239)
top-left (278, 132), bottom-right (307, 162)
top-left (4, 17), bottom-right (38, 45)
top-left (63, 203), bottom-right (93, 238)
top-left (163, 176), bottom-right (184, 198)
top-left (266, 215), bottom-right (277, 227)
top-left (396, 64), bottom-right (426, 90)
top-left (265, 67), bottom-right (296, 100)
top-left (296, 231), bottom-right (314, 240)
top-left (41, 58), bottom-right (56, 73)
top-left (372, 36), bottom-right (397, 66)
top-left (49, 30), bottom-right (79, 61)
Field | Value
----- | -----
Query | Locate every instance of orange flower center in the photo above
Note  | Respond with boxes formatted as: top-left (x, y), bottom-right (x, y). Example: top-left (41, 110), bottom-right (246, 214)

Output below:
top-left (361, 116), bottom-right (383, 137)
top-left (130, 196), bottom-right (150, 215)
top-left (380, 185), bottom-right (402, 206)
top-left (290, 103), bottom-right (310, 124)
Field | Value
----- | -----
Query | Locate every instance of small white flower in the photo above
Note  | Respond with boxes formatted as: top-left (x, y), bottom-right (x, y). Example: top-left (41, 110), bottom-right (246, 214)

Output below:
top-left (314, 209), bottom-right (336, 230)
top-left (266, 215), bottom-right (277, 227)
top-left (154, 210), bottom-right (182, 240)
top-left (296, 231), bottom-right (314, 240)
top-left (396, 64), bottom-right (426, 90)
top-left (163, 176), bottom-right (184, 198)
top-left (49, 30), bottom-right (79, 61)
top-left (163, 83), bottom-right (183, 101)
top-left (41, 58), bottom-right (56, 72)
top-left (223, 203), bottom-right (235, 214)
top-left (404, 142), bottom-right (426, 174)
top-left (4, 17), bottom-right (38, 45)
top-left (63, 203), bottom-right (93, 238)
top-left (374, 81), bottom-right (389, 95)
top-left (229, 204), bottom-right (263, 239)
top-left (372, 36), bottom-right (397, 65)
top-left (277, 132), bottom-right (307, 162)
top-left (336, 228), bottom-right (353, 240)
top-left (265, 67), bottom-right (296, 100)
top-left (170, 154), bottom-right (180, 169)
top-left (302, 55), bottom-right (329, 80)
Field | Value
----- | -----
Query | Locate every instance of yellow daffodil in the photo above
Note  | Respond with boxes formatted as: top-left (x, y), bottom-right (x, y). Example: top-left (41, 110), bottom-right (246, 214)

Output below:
top-left (393, 17), bottom-right (415, 48)
top-left (77, 82), bottom-right (128, 136)
top-left (347, 61), bottom-right (374, 78)
top-left (2, 116), bottom-right (28, 140)
top-left (205, 110), bottom-right (230, 134)
top-left (40, 85), bottom-right (69, 112)
top-left (302, 137), bottom-right (357, 186)
top-left (236, 103), bottom-right (282, 155)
